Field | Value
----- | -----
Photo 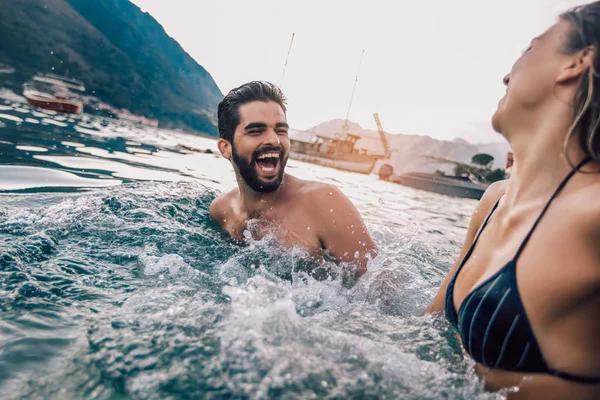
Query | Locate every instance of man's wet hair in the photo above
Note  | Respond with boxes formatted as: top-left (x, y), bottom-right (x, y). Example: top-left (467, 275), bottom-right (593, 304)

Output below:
top-left (217, 81), bottom-right (287, 144)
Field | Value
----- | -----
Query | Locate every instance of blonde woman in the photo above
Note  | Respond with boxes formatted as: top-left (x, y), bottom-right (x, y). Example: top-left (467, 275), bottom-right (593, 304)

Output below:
top-left (424, 3), bottom-right (600, 399)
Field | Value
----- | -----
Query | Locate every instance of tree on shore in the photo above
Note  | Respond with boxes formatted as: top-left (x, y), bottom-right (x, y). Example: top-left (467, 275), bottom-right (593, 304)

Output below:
top-left (471, 153), bottom-right (494, 169)
top-left (470, 153), bottom-right (505, 183)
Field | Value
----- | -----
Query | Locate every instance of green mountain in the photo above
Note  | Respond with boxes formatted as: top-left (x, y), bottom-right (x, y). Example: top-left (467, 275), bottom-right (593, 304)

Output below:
top-left (0, 0), bottom-right (222, 135)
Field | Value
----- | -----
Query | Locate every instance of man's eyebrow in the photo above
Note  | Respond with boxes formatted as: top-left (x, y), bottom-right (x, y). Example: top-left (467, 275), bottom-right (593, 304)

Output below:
top-left (276, 122), bottom-right (290, 128)
top-left (244, 122), bottom-right (267, 130)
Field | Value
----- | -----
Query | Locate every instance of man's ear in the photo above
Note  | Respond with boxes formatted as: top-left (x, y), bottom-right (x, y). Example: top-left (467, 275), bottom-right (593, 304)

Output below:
top-left (557, 46), bottom-right (595, 84)
top-left (218, 139), bottom-right (232, 160)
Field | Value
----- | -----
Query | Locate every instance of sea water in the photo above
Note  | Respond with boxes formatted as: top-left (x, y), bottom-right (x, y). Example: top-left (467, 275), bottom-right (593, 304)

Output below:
top-left (0, 100), bottom-right (503, 399)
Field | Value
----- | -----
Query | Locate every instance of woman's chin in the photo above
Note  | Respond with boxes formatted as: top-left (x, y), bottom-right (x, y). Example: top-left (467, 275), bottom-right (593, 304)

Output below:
top-left (491, 107), bottom-right (506, 134)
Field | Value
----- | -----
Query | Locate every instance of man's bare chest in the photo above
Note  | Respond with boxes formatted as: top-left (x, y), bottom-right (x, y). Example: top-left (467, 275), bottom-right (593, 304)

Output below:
top-left (227, 211), bottom-right (321, 255)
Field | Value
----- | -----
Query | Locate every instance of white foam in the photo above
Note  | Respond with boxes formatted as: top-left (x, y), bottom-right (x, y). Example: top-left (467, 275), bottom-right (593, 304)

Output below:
top-left (16, 145), bottom-right (48, 152)
top-left (0, 113), bottom-right (23, 123)
top-left (140, 253), bottom-right (190, 276)
top-left (61, 141), bottom-right (84, 147)
top-left (41, 118), bottom-right (68, 127)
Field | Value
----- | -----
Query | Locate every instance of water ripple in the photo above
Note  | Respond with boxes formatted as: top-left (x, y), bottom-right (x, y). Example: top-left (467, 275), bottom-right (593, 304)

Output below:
top-left (0, 102), bottom-right (501, 399)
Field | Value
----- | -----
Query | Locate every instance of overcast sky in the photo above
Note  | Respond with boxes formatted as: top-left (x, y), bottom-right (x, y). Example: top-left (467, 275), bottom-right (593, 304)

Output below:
top-left (131, 0), bottom-right (587, 143)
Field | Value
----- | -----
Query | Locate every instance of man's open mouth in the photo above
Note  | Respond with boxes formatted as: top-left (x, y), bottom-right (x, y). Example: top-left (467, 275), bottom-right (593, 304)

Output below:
top-left (255, 151), bottom-right (280, 174)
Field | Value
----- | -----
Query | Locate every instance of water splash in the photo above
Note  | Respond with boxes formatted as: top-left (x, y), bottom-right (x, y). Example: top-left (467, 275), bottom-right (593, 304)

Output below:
top-left (0, 101), bottom-right (499, 399)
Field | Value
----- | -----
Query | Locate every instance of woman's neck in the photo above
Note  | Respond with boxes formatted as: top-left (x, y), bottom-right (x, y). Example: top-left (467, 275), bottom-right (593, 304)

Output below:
top-left (504, 116), bottom-right (586, 208)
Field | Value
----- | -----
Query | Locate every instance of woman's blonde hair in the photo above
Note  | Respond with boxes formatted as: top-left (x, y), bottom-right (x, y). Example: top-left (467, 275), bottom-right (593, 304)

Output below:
top-left (561, 2), bottom-right (600, 165)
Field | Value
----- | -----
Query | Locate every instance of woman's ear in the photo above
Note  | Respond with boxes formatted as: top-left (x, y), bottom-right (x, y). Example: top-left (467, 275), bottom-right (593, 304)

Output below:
top-left (218, 139), bottom-right (232, 160)
top-left (557, 46), bottom-right (595, 84)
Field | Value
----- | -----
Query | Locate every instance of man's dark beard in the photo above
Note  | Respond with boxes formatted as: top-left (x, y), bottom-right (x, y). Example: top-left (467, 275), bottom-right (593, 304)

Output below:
top-left (232, 145), bottom-right (287, 193)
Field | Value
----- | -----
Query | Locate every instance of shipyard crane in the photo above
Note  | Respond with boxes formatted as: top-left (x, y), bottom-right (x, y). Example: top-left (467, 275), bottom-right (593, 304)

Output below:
top-left (373, 112), bottom-right (391, 159)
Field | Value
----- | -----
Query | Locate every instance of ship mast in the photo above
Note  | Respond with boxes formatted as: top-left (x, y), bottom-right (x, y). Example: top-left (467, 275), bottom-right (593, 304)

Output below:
top-left (280, 32), bottom-right (295, 90)
top-left (342, 49), bottom-right (364, 137)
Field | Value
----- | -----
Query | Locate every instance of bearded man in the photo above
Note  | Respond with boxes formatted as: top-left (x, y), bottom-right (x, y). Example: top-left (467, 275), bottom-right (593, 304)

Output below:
top-left (210, 81), bottom-right (376, 277)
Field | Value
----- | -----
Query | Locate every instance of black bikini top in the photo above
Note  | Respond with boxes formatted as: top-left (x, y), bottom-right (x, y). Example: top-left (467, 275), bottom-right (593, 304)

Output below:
top-left (445, 157), bottom-right (600, 384)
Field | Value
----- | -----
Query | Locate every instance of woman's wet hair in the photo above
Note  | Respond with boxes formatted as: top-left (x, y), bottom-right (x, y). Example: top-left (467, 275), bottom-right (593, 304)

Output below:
top-left (217, 81), bottom-right (287, 144)
top-left (561, 1), bottom-right (600, 164)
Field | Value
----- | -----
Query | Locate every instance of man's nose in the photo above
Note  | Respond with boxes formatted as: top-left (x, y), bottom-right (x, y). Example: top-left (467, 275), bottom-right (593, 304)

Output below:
top-left (263, 128), bottom-right (280, 145)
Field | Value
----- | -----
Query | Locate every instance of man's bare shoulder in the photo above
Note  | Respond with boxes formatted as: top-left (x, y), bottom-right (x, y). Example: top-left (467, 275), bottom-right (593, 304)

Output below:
top-left (288, 177), bottom-right (343, 201)
top-left (288, 178), bottom-right (359, 222)
top-left (209, 189), bottom-right (238, 227)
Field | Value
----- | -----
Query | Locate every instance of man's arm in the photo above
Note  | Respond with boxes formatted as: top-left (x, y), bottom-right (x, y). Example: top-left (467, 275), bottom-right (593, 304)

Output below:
top-left (310, 184), bottom-right (377, 277)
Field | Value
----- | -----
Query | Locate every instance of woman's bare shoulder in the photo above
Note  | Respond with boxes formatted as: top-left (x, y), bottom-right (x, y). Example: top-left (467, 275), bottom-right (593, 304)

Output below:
top-left (472, 179), bottom-right (508, 225)
top-left (568, 176), bottom-right (600, 234)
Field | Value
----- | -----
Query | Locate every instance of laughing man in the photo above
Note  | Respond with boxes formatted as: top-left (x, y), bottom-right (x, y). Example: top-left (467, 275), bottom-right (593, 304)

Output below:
top-left (209, 81), bottom-right (376, 278)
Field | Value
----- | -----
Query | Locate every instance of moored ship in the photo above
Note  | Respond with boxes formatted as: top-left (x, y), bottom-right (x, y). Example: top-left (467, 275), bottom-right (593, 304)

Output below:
top-left (22, 74), bottom-right (85, 114)
top-left (389, 172), bottom-right (488, 200)
top-left (290, 131), bottom-right (383, 174)
top-left (288, 50), bottom-right (389, 174)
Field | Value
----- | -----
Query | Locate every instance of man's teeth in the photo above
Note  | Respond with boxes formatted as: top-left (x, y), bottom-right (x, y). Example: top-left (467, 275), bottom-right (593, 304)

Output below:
top-left (257, 152), bottom-right (280, 160)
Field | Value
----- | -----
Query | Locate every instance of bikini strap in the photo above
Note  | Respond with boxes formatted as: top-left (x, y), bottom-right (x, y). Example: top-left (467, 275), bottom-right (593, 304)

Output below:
top-left (453, 197), bottom-right (501, 277)
top-left (445, 196), bottom-right (502, 323)
top-left (513, 157), bottom-right (591, 261)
